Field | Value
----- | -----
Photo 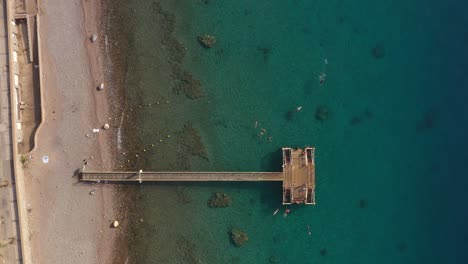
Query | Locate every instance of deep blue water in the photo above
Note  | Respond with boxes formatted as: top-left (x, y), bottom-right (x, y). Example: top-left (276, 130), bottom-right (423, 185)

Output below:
top-left (109, 0), bottom-right (468, 263)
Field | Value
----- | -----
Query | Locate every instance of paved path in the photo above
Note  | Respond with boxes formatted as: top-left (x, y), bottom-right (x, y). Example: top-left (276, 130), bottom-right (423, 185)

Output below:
top-left (0, 0), bottom-right (22, 263)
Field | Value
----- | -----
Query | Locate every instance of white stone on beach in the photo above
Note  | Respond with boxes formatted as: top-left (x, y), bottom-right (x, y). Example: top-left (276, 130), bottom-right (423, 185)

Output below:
top-left (91, 34), bottom-right (98, 42)
top-left (103, 123), bottom-right (110, 130)
top-left (112, 221), bottom-right (119, 228)
top-left (98, 83), bottom-right (105, 90)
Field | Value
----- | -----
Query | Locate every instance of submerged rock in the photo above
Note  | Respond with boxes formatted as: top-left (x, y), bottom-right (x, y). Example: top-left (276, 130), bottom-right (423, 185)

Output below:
top-left (180, 122), bottom-right (208, 160)
top-left (197, 34), bottom-right (216, 48)
top-left (315, 105), bottom-right (329, 121)
top-left (230, 228), bottom-right (248, 247)
top-left (173, 69), bottom-right (203, 99)
top-left (208, 192), bottom-right (232, 208)
top-left (269, 256), bottom-right (280, 263)
top-left (371, 43), bottom-right (385, 59)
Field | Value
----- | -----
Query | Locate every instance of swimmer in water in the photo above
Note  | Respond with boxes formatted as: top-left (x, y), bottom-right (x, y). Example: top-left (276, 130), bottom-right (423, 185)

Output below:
top-left (283, 208), bottom-right (291, 218)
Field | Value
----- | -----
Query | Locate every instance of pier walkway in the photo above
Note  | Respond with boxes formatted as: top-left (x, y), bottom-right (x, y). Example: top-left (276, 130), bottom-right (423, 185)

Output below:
top-left (81, 171), bottom-right (283, 182)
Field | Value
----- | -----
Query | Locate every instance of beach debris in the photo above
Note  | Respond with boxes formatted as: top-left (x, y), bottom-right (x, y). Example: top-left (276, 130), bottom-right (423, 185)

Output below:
top-left (197, 34), bottom-right (216, 48)
top-left (371, 43), bottom-right (385, 59)
top-left (230, 228), bottom-right (249, 247)
top-left (112, 220), bottom-right (119, 228)
top-left (93, 128), bottom-right (100, 133)
top-left (315, 105), bottom-right (329, 121)
top-left (208, 192), bottom-right (232, 208)
top-left (90, 34), bottom-right (98, 43)
top-left (97, 82), bottom-right (105, 91)
top-left (89, 190), bottom-right (96, 196)
top-left (42, 156), bottom-right (49, 164)
top-left (103, 123), bottom-right (110, 130)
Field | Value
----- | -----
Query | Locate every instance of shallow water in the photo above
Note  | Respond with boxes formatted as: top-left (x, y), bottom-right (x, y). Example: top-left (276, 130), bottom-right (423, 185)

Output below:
top-left (108, 0), bottom-right (468, 263)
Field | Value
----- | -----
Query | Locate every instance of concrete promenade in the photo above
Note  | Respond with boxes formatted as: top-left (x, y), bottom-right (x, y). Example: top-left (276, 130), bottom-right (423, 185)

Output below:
top-left (0, 0), bottom-right (23, 262)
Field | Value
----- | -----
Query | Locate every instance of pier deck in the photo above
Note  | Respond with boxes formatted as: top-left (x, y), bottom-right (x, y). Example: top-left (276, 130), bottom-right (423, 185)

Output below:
top-left (81, 171), bottom-right (283, 182)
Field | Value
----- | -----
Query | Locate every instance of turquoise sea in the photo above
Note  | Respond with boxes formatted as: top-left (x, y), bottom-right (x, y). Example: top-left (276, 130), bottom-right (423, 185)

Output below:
top-left (108, 0), bottom-right (468, 263)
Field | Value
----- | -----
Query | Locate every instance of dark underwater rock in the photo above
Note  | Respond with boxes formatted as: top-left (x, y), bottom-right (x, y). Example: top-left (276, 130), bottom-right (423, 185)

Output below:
top-left (208, 192), bottom-right (232, 208)
top-left (230, 228), bottom-right (248, 247)
top-left (315, 105), bottom-right (329, 121)
top-left (197, 34), bottom-right (216, 48)
top-left (372, 43), bottom-right (385, 59)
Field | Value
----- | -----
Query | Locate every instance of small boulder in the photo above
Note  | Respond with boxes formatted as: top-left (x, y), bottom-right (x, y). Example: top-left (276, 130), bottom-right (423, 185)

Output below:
top-left (197, 34), bottom-right (216, 48)
top-left (230, 228), bottom-right (248, 247)
top-left (97, 83), bottom-right (105, 91)
top-left (90, 34), bottom-right (98, 43)
top-left (112, 220), bottom-right (119, 228)
top-left (103, 123), bottom-right (110, 130)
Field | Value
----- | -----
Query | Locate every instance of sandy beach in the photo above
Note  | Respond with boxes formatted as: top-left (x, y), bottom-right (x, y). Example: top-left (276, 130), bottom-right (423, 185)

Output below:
top-left (21, 0), bottom-right (124, 263)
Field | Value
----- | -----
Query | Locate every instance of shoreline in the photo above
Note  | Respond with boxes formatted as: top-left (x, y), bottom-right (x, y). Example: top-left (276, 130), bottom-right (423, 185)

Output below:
top-left (22, 0), bottom-right (128, 263)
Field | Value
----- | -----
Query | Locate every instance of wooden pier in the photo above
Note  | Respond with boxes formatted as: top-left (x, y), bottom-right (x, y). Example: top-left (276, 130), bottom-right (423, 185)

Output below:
top-left (80, 147), bottom-right (316, 205)
top-left (81, 171), bottom-right (283, 182)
